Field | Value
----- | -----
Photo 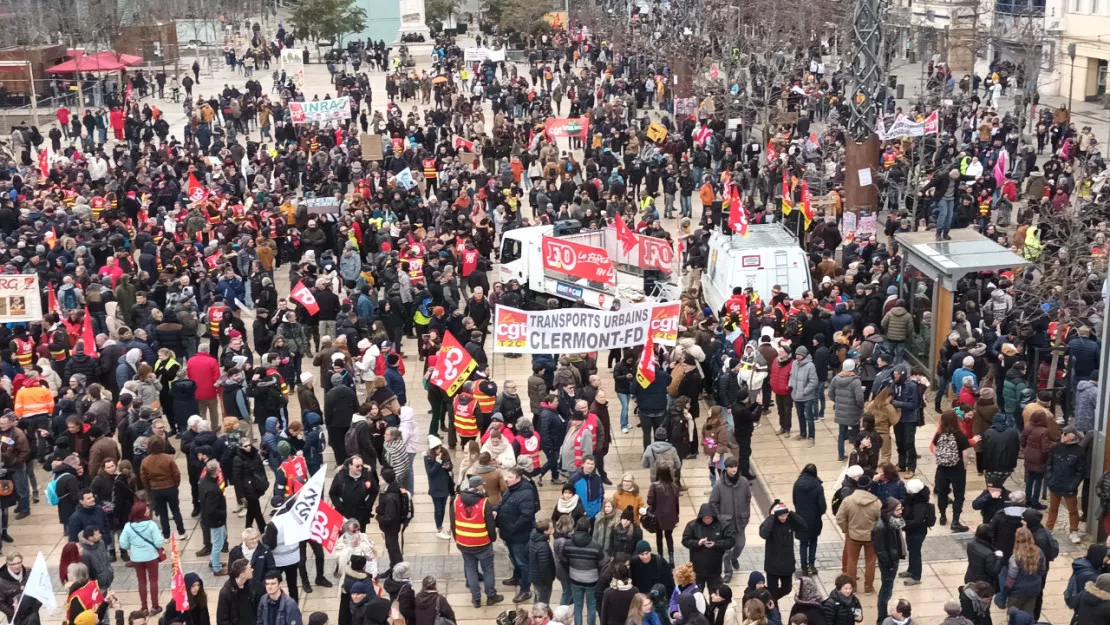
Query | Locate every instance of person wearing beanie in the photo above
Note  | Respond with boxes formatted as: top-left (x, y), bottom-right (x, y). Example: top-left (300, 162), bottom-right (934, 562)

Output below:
top-left (788, 344), bottom-right (820, 445)
top-left (450, 462), bottom-right (504, 608)
top-left (790, 463), bottom-right (826, 578)
top-left (628, 539), bottom-right (671, 602)
top-left (756, 499), bottom-right (805, 600)
top-left (375, 465), bottom-right (412, 580)
top-left (901, 478), bottom-right (934, 585)
top-left (829, 357), bottom-right (866, 461)
top-left (1044, 426), bottom-right (1088, 544)
top-left (641, 426), bottom-right (681, 482)
top-left (425, 436), bottom-right (455, 540)
top-left (324, 367), bottom-right (358, 464)
top-left (872, 497), bottom-right (906, 623)
top-left (836, 472), bottom-right (882, 594)
top-left (714, 355), bottom-right (744, 416)
top-left (1067, 545), bottom-right (1110, 610)
top-left (609, 505), bottom-right (644, 557)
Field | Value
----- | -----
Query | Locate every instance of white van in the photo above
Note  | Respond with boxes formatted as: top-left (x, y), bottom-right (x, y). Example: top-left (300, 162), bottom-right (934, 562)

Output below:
top-left (701, 223), bottom-right (812, 313)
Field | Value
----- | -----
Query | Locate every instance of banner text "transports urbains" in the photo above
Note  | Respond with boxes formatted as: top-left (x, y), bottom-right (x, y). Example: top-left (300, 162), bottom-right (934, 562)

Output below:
top-left (493, 303), bottom-right (679, 354)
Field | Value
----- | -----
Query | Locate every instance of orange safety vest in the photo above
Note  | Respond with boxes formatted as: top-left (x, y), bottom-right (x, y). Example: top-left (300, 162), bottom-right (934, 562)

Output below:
top-left (12, 338), bottom-right (33, 367)
top-left (453, 497), bottom-right (490, 547)
top-left (473, 389), bottom-right (496, 416)
top-left (423, 158), bottom-right (437, 180)
top-left (408, 258), bottom-right (425, 286)
top-left (208, 304), bottom-right (227, 337)
top-left (517, 432), bottom-right (542, 470)
top-left (65, 581), bottom-right (104, 625)
top-left (453, 396), bottom-right (478, 439)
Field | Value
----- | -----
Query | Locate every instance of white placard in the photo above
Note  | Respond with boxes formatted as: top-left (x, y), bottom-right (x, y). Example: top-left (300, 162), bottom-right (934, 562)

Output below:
top-left (858, 168), bottom-right (873, 187)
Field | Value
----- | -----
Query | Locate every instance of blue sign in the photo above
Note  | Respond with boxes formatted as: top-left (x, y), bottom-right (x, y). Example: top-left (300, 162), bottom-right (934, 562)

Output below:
top-left (555, 282), bottom-right (584, 299)
top-left (730, 84), bottom-right (740, 95)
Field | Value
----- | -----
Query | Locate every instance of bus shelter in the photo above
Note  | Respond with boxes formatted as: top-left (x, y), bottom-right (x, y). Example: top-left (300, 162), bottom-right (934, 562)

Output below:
top-left (894, 229), bottom-right (1030, 375)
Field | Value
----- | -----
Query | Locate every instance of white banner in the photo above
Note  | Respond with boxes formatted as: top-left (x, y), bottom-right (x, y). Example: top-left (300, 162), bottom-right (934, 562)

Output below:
top-left (493, 303), bottom-right (680, 354)
top-left (0, 275), bottom-right (42, 324)
top-left (288, 97), bottom-right (351, 124)
top-left (876, 111), bottom-right (938, 141)
top-left (272, 465), bottom-right (327, 546)
top-left (464, 47), bottom-right (506, 63)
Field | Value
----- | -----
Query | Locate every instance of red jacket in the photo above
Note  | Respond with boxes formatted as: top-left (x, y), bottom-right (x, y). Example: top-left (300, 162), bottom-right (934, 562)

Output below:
top-left (769, 358), bottom-right (793, 396)
top-left (186, 352), bottom-right (222, 400)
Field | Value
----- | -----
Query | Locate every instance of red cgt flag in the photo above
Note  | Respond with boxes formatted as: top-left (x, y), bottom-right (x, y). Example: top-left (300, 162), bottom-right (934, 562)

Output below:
top-left (38, 149), bottom-right (48, 178)
top-left (614, 215), bottom-right (637, 255)
top-left (187, 173), bottom-right (209, 204)
top-left (290, 280), bottom-right (320, 316)
top-left (47, 287), bottom-right (58, 315)
top-left (635, 333), bottom-right (657, 388)
top-left (81, 308), bottom-right (97, 357)
top-left (727, 183), bottom-right (749, 237)
top-left (170, 534), bottom-right (189, 611)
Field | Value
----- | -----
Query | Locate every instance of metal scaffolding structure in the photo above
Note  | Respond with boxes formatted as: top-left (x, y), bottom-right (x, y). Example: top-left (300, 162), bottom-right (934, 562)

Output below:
top-left (847, 0), bottom-right (884, 141)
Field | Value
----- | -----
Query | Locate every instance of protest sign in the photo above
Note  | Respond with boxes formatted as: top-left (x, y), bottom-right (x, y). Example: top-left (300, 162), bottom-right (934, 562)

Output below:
top-left (361, 133), bottom-right (384, 160)
top-left (0, 275), bottom-right (42, 323)
top-left (396, 168), bottom-right (417, 190)
top-left (543, 117), bottom-right (590, 140)
top-left (493, 303), bottom-right (681, 354)
top-left (646, 122), bottom-right (668, 143)
top-left (288, 97), bottom-right (351, 124)
top-left (302, 196), bottom-right (341, 215)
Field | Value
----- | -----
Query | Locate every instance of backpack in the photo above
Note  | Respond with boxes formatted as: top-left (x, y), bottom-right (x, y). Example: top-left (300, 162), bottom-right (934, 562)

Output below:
top-left (399, 491), bottom-right (414, 525)
top-left (923, 502), bottom-right (937, 528)
top-left (345, 421), bottom-right (368, 458)
top-left (46, 473), bottom-right (70, 506)
top-left (935, 433), bottom-right (961, 467)
top-left (62, 288), bottom-right (78, 310)
top-left (1065, 570), bottom-right (1084, 609)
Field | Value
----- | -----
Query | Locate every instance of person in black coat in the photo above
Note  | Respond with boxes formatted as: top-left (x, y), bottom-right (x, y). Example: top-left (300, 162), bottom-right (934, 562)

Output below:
top-left (325, 373), bottom-right (359, 464)
top-left (215, 560), bottom-right (258, 625)
top-left (681, 502), bottom-right (736, 590)
top-left (872, 498), bottom-right (906, 624)
top-left (822, 574), bottom-right (864, 625)
top-left (902, 479), bottom-right (933, 584)
top-left (230, 441), bottom-right (269, 533)
top-left (730, 391), bottom-right (759, 479)
top-left (964, 523), bottom-right (1003, 588)
top-left (330, 456), bottom-right (378, 529)
top-left (757, 500), bottom-right (807, 601)
top-left (791, 464), bottom-right (826, 577)
top-left (528, 520), bottom-right (557, 605)
top-left (609, 507), bottom-right (644, 557)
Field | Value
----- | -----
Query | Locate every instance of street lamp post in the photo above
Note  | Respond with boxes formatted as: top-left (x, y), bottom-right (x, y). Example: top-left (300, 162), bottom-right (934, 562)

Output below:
top-left (1067, 42), bottom-right (1076, 116)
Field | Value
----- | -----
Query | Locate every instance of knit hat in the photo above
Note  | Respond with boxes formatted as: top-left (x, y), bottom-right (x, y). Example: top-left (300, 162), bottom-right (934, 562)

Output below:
top-left (979, 387), bottom-right (996, 401)
top-left (331, 373), bottom-right (346, 387)
top-left (467, 475), bottom-right (484, 490)
top-left (350, 581), bottom-right (372, 595)
top-left (856, 475), bottom-right (872, 489)
top-left (300, 372), bottom-right (314, 384)
top-left (883, 497), bottom-right (900, 515)
top-left (621, 506), bottom-right (635, 522)
top-left (308, 613), bottom-right (328, 625)
top-left (772, 502), bottom-right (789, 516)
top-left (845, 465), bottom-right (864, 479)
top-left (228, 329), bottom-right (242, 339)
top-left (1089, 572), bottom-right (1110, 594)
top-left (74, 611), bottom-right (99, 625)
top-left (747, 571), bottom-right (766, 589)
top-left (277, 440), bottom-right (292, 458)
top-left (633, 540), bottom-right (652, 556)
top-left (905, 479), bottom-right (924, 494)
top-left (842, 359), bottom-right (856, 372)
top-left (428, 435), bottom-right (443, 449)
top-left (349, 555), bottom-right (367, 572)
top-left (727, 357), bottom-right (740, 369)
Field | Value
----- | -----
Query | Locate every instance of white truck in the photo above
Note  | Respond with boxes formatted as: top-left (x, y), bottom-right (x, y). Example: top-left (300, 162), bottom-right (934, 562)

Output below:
top-left (701, 223), bottom-right (812, 313)
top-left (498, 222), bottom-right (680, 309)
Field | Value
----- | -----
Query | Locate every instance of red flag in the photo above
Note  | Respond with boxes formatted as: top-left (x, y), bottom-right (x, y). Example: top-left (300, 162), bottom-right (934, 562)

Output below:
top-left (187, 173), bottom-right (209, 204)
top-left (81, 308), bottom-right (97, 357)
top-left (766, 140), bottom-right (778, 164)
top-left (614, 216), bottom-right (637, 255)
top-left (453, 136), bottom-right (474, 151)
top-left (48, 287), bottom-right (58, 315)
top-left (38, 149), bottom-right (48, 177)
top-left (170, 534), bottom-right (189, 611)
top-left (310, 500), bottom-right (346, 552)
top-left (635, 333), bottom-right (657, 388)
top-left (727, 183), bottom-right (749, 236)
top-left (290, 280), bottom-right (320, 315)
top-left (800, 179), bottom-right (814, 229)
top-left (428, 331), bottom-right (477, 396)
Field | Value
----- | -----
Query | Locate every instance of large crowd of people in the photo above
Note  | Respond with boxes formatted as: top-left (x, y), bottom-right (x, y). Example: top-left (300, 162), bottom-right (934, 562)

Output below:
top-left (2, 11), bottom-right (1110, 625)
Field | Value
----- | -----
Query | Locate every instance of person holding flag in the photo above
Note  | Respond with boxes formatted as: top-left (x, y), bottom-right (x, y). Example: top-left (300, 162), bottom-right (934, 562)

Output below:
top-left (631, 336), bottom-right (671, 449)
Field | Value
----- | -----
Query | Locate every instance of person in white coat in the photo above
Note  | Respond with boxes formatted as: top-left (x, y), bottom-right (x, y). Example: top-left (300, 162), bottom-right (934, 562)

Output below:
top-left (399, 406), bottom-right (419, 492)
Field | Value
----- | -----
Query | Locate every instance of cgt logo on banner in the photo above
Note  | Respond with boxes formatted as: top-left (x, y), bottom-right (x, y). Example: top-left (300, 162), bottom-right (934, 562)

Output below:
top-left (289, 96), bottom-right (352, 124)
top-left (543, 117), bottom-right (590, 140)
top-left (429, 332), bottom-right (477, 395)
top-left (309, 500), bottom-right (345, 552)
top-left (542, 237), bottom-right (615, 285)
top-left (492, 303), bottom-right (681, 354)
